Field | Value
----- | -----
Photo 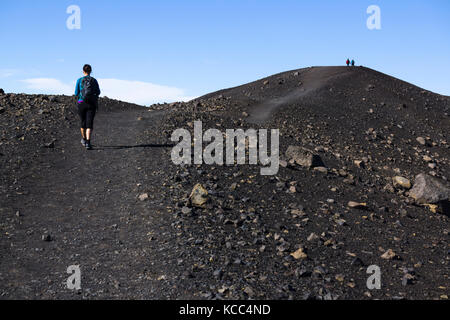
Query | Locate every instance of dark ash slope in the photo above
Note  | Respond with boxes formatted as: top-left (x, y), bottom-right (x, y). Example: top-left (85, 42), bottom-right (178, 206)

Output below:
top-left (0, 66), bottom-right (449, 300)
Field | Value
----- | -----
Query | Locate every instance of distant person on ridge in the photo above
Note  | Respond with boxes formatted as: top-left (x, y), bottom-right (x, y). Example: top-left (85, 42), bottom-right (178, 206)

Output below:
top-left (74, 64), bottom-right (101, 150)
top-left (346, 58), bottom-right (350, 66)
top-left (351, 59), bottom-right (355, 66)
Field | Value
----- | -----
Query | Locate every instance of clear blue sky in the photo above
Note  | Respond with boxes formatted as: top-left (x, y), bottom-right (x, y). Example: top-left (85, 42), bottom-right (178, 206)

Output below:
top-left (1, 0), bottom-right (449, 104)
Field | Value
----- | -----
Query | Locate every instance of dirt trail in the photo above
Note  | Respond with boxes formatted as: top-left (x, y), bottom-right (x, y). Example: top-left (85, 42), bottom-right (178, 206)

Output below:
top-left (247, 67), bottom-right (354, 123)
top-left (0, 107), bottom-right (176, 299)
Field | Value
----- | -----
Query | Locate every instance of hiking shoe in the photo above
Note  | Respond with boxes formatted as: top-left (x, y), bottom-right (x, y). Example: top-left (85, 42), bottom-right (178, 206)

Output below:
top-left (81, 138), bottom-right (87, 147)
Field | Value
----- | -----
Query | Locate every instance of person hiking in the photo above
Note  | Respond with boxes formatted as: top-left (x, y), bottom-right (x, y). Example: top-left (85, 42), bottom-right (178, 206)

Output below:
top-left (351, 59), bottom-right (355, 66)
top-left (74, 64), bottom-right (101, 150)
top-left (346, 58), bottom-right (350, 66)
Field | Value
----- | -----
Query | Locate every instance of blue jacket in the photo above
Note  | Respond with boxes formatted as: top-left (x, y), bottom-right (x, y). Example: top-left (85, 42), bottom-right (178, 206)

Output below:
top-left (75, 76), bottom-right (101, 103)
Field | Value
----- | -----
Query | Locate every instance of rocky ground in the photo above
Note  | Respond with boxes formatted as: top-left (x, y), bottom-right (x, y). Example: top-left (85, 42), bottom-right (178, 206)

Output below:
top-left (0, 66), bottom-right (449, 300)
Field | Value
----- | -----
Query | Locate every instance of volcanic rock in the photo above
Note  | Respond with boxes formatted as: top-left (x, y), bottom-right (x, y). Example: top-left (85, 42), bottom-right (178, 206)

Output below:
top-left (393, 176), bottom-right (411, 189)
top-left (285, 145), bottom-right (324, 168)
top-left (189, 183), bottom-right (208, 207)
top-left (138, 193), bottom-right (149, 201)
top-left (290, 247), bottom-right (307, 260)
top-left (409, 174), bottom-right (450, 204)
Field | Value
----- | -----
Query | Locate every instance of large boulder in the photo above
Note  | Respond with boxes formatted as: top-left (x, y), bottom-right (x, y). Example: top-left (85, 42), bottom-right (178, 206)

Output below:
top-left (285, 146), bottom-right (324, 168)
top-left (409, 174), bottom-right (450, 204)
top-left (409, 174), bottom-right (450, 215)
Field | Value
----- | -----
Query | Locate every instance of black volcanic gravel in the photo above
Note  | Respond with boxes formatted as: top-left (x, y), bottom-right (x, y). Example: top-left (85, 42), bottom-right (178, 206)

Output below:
top-left (0, 66), bottom-right (449, 300)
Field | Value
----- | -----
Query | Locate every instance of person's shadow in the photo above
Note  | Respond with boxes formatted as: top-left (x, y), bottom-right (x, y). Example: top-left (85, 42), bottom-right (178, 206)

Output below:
top-left (93, 143), bottom-right (174, 150)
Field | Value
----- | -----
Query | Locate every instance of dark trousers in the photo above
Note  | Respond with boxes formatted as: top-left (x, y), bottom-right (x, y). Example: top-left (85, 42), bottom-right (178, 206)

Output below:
top-left (77, 101), bottom-right (97, 129)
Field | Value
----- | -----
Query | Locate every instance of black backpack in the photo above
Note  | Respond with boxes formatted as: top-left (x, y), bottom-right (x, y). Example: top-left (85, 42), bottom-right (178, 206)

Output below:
top-left (81, 76), bottom-right (99, 102)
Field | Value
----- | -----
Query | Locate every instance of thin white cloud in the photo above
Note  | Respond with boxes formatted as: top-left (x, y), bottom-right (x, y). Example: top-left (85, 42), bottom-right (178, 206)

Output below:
top-left (98, 78), bottom-right (194, 105)
top-left (0, 69), bottom-right (20, 78)
top-left (21, 78), bottom-right (74, 95)
top-left (20, 77), bottom-right (195, 105)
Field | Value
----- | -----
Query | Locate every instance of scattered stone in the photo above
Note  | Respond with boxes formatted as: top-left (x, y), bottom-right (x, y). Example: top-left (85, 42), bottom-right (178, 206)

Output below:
top-left (42, 234), bottom-right (52, 242)
top-left (354, 160), bottom-right (365, 168)
top-left (402, 273), bottom-right (415, 286)
top-left (285, 145), bottom-right (324, 168)
top-left (189, 183), bottom-right (209, 208)
top-left (313, 166), bottom-right (328, 173)
top-left (335, 274), bottom-right (345, 282)
top-left (181, 206), bottom-right (192, 214)
top-left (307, 233), bottom-right (319, 242)
top-left (243, 286), bottom-right (255, 297)
top-left (380, 249), bottom-right (397, 260)
top-left (138, 193), bottom-right (149, 201)
top-left (393, 176), bottom-right (411, 189)
top-left (291, 208), bottom-right (305, 217)
top-left (416, 137), bottom-right (426, 145)
top-left (338, 169), bottom-right (348, 177)
top-left (347, 201), bottom-right (367, 209)
top-left (290, 247), bottom-right (307, 260)
top-left (279, 160), bottom-right (288, 168)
